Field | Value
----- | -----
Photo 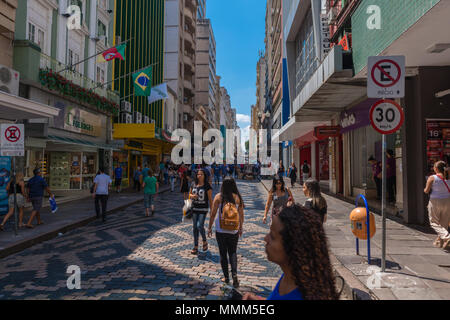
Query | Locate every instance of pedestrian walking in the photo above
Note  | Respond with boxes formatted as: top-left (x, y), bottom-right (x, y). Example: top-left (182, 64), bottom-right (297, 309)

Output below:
top-left (169, 166), bottom-right (176, 192)
top-left (189, 169), bottom-right (213, 255)
top-left (143, 169), bottom-right (159, 217)
top-left (368, 156), bottom-right (382, 200)
top-left (113, 165), bottom-right (123, 193)
top-left (180, 170), bottom-right (190, 200)
top-left (424, 161), bottom-right (450, 250)
top-left (263, 176), bottom-right (294, 224)
top-left (92, 167), bottom-right (112, 222)
top-left (164, 162), bottom-right (169, 185)
top-left (133, 166), bottom-right (142, 192)
top-left (303, 179), bottom-right (328, 224)
top-left (212, 163), bottom-right (221, 186)
top-left (25, 168), bottom-right (54, 229)
top-left (0, 173), bottom-right (27, 230)
top-left (288, 163), bottom-right (298, 188)
top-left (142, 163), bottom-right (150, 180)
top-left (277, 160), bottom-right (285, 177)
top-left (159, 161), bottom-right (165, 183)
top-left (301, 161), bottom-right (310, 184)
top-left (386, 149), bottom-right (396, 203)
top-left (208, 177), bottom-right (244, 288)
top-left (243, 205), bottom-right (339, 300)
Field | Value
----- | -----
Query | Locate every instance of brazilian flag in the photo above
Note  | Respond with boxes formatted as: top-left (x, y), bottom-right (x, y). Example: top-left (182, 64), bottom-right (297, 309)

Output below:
top-left (132, 66), bottom-right (153, 96)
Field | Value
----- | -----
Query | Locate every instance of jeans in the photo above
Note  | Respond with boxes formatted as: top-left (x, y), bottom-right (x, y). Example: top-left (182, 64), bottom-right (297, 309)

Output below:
top-left (133, 179), bottom-right (141, 192)
top-left (170, 177), bottom-right (175, 191)
top-left (164, 173), bottom-right (168, 185)
top-left (192, 212), bottom-right (207, 246)
top-left (95, 195), bottom-right (108, 220)
top-left (216, 232), bottom-right (239, 279)
top-left (374, 177), bottom-right (382, 199)
top-left (214, 175), bottom-right (220, 184)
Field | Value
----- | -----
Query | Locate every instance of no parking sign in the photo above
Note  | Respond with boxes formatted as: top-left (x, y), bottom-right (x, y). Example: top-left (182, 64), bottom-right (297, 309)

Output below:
top-left (368, 56), bottom-right (405, 98)
top-left (1, 124), bottom-right (24, 157)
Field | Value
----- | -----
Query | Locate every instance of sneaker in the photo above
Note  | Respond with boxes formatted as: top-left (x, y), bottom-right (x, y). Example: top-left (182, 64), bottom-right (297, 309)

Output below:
top-left (232, 275), bottom-right (239, 288)
top-left (433, 237), bottom-right (444, 248)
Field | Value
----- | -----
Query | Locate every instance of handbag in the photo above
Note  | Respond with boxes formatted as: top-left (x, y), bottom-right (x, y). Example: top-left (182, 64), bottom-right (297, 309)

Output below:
top-left (183, 194), bottom-right (193, 221)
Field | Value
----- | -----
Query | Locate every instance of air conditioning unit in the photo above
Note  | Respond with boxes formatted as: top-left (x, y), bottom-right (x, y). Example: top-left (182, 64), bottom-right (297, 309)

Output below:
top-left (0, 65), bottom-right (20, 96)
top-left (120, 113), bottom-right (132, 124)
top-left (120, 100), bottom-right (132, 113)
top-left (327, 7), bottom-right (338, 24)
top-left (133, 111), bottom-right (142, 124)
top-left (143, 115), bottom-right (150, 124)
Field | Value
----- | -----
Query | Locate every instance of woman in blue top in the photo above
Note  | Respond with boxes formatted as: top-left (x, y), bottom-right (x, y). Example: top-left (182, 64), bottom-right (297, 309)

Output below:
top-left (244, 204), bottom-right (338, 300)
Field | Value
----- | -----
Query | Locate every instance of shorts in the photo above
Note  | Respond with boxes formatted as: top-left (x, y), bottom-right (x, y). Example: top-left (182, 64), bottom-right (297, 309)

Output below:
top-left (31, 197), bottom-right (43, 211)
top-left (115, 178), bottom-right (122, 187)
top-left (144, 194), bottom-right (154, 208)
top-left (8, 194), bottom-right (25, 209)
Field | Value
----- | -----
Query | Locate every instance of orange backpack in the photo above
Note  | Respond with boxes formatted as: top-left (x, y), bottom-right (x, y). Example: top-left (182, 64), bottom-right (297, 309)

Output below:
top-left (220, 201), bottom-right (240, 231)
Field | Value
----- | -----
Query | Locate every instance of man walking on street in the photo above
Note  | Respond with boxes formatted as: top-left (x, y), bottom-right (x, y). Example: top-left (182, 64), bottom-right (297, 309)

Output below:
top-left (93, 167), bottom-right (112, 222)
top-left (25, 168), bottom-right (54, 229)
top-left (143, 169), bottom-right (159, 217)
top-left (113, 165), bottom-right (123, 193)
top-left (301, 161), bottom-right (310, 184)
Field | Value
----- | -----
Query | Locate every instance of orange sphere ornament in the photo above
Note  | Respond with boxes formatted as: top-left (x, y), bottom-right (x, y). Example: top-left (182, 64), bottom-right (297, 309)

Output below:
top-left (350, 207), bottom-right (376, 240)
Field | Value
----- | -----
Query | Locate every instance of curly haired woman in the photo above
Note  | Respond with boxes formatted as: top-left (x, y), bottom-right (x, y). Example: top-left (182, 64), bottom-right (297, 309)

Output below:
top-left (244, 204), bottom-right (338, 300)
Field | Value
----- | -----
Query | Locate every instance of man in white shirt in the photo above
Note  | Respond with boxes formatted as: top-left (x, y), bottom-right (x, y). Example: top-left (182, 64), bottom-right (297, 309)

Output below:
top-left (93, 168), bottom-right (112, 222)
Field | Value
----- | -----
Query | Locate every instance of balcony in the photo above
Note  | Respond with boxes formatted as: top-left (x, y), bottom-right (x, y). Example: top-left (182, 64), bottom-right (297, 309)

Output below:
top-left (184, 30), bottom-right (195, 47)
top-left (13, 40), bottom-right (120, 105)
top-left (184, 79), bottom-right (193, 92)
top-left (183, 52), bottom-right (194, 68)
top-left (185, 0), bottom-right (196, 13)
top-left (184, 6), bottom-right (194, 21)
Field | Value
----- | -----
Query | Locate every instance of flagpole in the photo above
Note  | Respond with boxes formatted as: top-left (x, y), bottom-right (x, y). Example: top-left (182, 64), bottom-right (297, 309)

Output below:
top-left (92, 62), bottom-right (159, 91)
top-left (120, 82), bottom-right (167, 102)
top-left (56, 38), bottom-right (134, 74)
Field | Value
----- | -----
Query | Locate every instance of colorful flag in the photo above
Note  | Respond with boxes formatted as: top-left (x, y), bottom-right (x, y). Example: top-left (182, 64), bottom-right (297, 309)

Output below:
top-left (132, 67), bottom-right (153, 96)
top-left (97, 44), bottom-right (127, 63)
top-left (148, 83), bottom-right (169, 104)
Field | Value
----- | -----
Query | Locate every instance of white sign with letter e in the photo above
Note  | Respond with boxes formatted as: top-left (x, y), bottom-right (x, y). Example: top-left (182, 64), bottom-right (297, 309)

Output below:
top-left (1, 124), bottom-right (25, 156)
top-left (368, 56), bottom-right (405, 98)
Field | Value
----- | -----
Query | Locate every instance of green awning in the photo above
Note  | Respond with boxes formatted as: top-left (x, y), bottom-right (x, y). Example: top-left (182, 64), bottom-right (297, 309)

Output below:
top-left (47, 135), bottom-right (121, 150)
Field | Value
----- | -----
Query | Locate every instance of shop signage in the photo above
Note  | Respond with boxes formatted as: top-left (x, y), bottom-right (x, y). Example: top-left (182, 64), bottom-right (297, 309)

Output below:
top-left (340, 99), bottom-right (378, 134)
top-left (1, 124), bottom-right (25, 156)
top-left (113, 123), bottom-right (156, 139)
top-left (368, 56), bottom-right (405, 98)
top-left (314, 126), bottom-right (341, 140)
top-left (320, 14), bottom-right (331, 59)
top-left (54, 102), bottom-right (104, 137)
top-left (369, 100), bottom-right (404, 135)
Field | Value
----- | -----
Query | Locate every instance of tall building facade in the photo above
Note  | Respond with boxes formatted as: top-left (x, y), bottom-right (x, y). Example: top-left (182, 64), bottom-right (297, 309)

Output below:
top-left (279, 0), bottom-right (450, 226)
top-left (11, 0), bottom-right (118, 196)
top-left (0, 0), bottom-right (17, 67)
top-left (164, 0), bottom-right (197, 132)
top-left (195, 18), bottom-right (217, 129)
top-left (197, 0), bottom-right (206, 19)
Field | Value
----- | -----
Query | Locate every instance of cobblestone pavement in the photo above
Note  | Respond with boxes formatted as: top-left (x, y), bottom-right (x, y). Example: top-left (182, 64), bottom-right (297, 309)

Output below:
top-left (0, 181), bottom-right (281, 300)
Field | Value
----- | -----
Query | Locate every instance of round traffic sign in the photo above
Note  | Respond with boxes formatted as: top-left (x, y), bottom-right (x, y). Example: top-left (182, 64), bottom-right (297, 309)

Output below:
top-left (4, 126), bottom-right (21, 142)
top-left (371, 59), bottom-right (401, 88)
top-left (369, 100), bottom-right (404, 135)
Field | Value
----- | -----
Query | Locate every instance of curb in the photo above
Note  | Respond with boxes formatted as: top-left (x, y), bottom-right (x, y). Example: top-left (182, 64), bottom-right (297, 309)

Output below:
top-left (0, 186), bottom-right (174, 260)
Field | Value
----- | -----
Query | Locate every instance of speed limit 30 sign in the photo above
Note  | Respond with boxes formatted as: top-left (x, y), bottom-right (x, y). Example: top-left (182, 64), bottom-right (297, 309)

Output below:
top-left (369, 100), bottom-right (404, 135)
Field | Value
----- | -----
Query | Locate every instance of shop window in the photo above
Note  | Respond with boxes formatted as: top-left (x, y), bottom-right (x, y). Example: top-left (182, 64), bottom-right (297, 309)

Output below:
top-left (50, 152), bottom-right (70, 190)
top-left (82, 153), bottom-right (97, 190)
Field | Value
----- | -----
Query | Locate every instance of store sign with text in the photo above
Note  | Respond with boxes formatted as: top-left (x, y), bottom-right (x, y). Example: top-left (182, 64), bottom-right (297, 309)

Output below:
top-left (54, 102), bottom-right (104, 137)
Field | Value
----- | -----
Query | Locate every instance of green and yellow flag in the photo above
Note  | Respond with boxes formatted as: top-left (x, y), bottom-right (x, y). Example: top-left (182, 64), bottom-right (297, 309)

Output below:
top-left (132, 66), bottom-right (153, 96)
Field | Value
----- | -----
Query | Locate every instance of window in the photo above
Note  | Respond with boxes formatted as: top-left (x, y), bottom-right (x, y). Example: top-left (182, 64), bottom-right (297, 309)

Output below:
top-left (38, 29), bottom-right (45, 49)
top-left (28, 23), bottom-right (35, 43)
top-left (96, 66), bottom-right (105, 84)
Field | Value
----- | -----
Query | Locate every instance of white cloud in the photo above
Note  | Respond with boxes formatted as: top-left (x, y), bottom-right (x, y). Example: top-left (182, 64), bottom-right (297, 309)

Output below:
top-left (236, 114), bottom-right (251, 123)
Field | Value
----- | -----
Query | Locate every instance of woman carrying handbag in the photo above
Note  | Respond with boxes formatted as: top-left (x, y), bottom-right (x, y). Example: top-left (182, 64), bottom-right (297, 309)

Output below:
top-left (424, 161), bottom-right (450, 250)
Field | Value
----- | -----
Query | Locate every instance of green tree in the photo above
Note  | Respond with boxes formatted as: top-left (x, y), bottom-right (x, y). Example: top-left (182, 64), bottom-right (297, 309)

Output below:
top-left (245, 140), bottom-right (249, 152)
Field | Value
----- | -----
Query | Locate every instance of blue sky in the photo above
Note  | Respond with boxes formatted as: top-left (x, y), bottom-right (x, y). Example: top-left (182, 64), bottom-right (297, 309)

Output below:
top-left (206, 0), bottom-right (266, 132)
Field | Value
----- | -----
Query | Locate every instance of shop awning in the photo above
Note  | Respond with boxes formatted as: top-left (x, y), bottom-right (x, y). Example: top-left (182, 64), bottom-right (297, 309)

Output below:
top-left (47, 135), bottom-right (121, 150)
top-left (0, 91), bottom-right (60, 120)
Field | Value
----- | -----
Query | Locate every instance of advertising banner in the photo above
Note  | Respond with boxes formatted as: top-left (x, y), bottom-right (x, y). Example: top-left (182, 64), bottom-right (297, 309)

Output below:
top-left (0, 157), bottom-right (11, 216)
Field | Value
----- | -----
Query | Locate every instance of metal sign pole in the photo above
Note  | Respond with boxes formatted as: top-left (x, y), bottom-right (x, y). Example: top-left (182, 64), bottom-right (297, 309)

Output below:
top-left (13, 156), bottom-right (18, 236)
top-left (381, 134), bottom-right (387, 272)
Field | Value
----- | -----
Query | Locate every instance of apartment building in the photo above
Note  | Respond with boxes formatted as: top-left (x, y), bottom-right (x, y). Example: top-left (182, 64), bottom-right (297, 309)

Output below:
top-left (164, 0), bottom-right (198, 132)
top-left (195, 18), bottom-right (217, 129)
top-left (11, 0), bottom-right (118, 196)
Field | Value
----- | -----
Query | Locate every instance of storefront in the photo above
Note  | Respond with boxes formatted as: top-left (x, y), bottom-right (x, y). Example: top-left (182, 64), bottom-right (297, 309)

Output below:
top-left (426, 119), bottom-right (450, 175)
top-left (23, 90), bottom-right (115, 195)
top-left (340, 99), bottom-right (397, 200)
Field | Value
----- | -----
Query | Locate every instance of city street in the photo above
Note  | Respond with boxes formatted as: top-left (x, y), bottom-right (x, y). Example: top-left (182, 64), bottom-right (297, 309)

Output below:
top-left (0, 181), bottom-right (281, 300)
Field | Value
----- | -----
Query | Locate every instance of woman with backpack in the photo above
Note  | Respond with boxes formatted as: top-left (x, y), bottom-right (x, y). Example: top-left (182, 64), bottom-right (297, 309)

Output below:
top-left (189, 169), bottom-right (213, 255)
top-left (424, 161), bottom-right (450, 250)
top-left (303, 179), bottom-right (328, 224)
top-left (263, 176), bottom-right (294, 224)
top-left (208, 177), bottom-right (244, 288)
